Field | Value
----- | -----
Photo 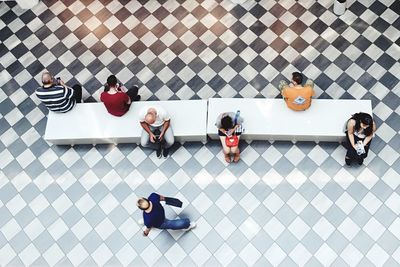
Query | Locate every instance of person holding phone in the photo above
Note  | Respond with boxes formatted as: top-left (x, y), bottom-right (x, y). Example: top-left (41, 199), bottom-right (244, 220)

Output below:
top-left (344, 112), bottom-right (376, 166)
top-left (100, 75), bottom-right (141, 116)
top-left (215, 111), bottom-right (243, 163)
top-left (36, 71), bottom-right (82, 113)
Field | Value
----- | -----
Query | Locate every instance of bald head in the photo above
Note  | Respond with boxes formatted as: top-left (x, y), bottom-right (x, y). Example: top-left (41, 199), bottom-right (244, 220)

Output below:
top-left (42, 72), bottom-right (53, 86)
top-left (145, 108), bottom-right (157, 125)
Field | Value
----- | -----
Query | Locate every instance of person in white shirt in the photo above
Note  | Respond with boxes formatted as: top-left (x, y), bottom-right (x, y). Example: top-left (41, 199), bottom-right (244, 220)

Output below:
top-left (139, 106), bottom-right (174, 158)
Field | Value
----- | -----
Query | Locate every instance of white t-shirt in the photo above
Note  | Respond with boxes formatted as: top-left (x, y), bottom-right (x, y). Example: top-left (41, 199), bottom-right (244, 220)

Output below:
top-left (139, 106), bottom-right (170, 127)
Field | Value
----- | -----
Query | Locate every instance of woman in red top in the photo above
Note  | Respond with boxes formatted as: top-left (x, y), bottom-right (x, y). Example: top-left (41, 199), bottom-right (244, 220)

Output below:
top-left (100, 75), bottom-right (141, 116)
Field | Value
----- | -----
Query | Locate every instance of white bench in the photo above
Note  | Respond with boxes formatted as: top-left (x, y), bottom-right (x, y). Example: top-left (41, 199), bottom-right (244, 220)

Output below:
top-left (44, 100), bottom-right (208, 145)
top-left (207, 98), bottom-right (372, 142)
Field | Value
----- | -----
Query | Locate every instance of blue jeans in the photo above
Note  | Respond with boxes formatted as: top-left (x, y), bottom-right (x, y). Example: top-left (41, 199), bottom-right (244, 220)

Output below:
top-left (158, 218), bottom-right (190, 230)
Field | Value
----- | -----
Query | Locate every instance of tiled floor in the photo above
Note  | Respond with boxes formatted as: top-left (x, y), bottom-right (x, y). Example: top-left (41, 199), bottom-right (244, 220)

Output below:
top-left (0, 0), bottom-right (400, 266)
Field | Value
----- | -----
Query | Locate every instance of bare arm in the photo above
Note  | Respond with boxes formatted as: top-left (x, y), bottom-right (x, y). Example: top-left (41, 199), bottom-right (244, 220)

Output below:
top-left (347, 119), bottom-right (357, 149)
top-left (140, 121), bottom-right (156, 143)
top-left (363, 121), bottom-right (376, 146)
top-left (159, 120), bottom-right (170, 140)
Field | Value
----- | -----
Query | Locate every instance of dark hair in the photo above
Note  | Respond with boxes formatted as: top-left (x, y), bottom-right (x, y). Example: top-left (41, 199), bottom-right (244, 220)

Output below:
top-left (292, 72), bottom-right (303, 85)
top-left (107, 75), bottom-right (118, 87)
top-left (352, 112), bottom-right (373, 136)
top-left (221, 115), bottom-right (233, 130)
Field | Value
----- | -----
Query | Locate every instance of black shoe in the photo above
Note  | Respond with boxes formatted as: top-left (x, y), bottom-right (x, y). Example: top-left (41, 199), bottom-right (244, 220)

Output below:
top-left (345, 157), bottom-right (351, 166)
top-left (357, 158), bottom-right (364, 165)
top-left (156, 147), bottom-right (162, 158)
top-left (163, 147), bottom-right (169, 158)
top-left (133, 95), bottom-right (141, 101)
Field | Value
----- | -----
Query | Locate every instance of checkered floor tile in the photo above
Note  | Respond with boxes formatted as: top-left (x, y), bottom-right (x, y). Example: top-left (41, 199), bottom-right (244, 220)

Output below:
top-left (0, 0), bottom-right (399, 266)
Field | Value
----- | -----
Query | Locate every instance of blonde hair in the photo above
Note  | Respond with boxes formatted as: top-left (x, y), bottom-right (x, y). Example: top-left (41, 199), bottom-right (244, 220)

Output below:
top-left (137, 198), bottom-right (149, 210)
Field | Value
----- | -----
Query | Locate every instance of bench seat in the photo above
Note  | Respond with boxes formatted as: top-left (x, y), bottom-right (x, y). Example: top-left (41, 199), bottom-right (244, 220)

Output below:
top-left (45, 100), bottom-right (208, 145)
top-left (207, 98), bottom-right (372, 142)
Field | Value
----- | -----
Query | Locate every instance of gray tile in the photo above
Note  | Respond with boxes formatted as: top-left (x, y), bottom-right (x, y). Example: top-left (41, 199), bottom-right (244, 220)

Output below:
top-left (349, 205), bottom-right (373, 228)
top-left (368, 157), bottom-right (391, 177)
top-left (250, 157), bottom-right (272, 177)
top-left (273, 157), bottom-right (295, 177)
top-left (297, 182), bottom-right (320, 202)
top-left (88, 183), bottom-right (109, 203)
top-left (9, 231), bottom-right (31, 253)
top-left (275, 204), bottom-right (297, 227)
top-left (226, 205), bottom-right (248, 227)
top-left (352, 230), bottom-right (375, 255)
top-left (37, 206), bottom-right (59, 228)
top-left (275, 230), bottom-right (298, 254)
top-left (81, 230), bottom-right (104, 254)
top-left (61, 206), bottom-right (83, 228)
top-left (374, 205), bottom-right (397, 228)
top-left (57, 230), bottom-right (80, 254)
top-left (301, 230), bottom-right (324, 254)
top-left (305, 257), bottom-right (324, 267)
top-left (377, 230), bottom-right (400, 255)
top-left (105, 231), bottom-right (127, 254)
top-left (14, 206), bottom-right (36, 228)
top-left (326, 230), bottom-right (349, 255)
top-left (202, 205), bottom-right (224, 227)
top-left (226, 230), bottom-right (248, 253)
top-left (110, 183), bottom-right (133, 202)
top-left (105, 256), bottom-right (123, 266)
top-left (65, 182), bottom-right (87, 202)
top-left (321, 182), bottom-right (344, 202)
top-left (347, 181), bottom-right (370, 202)
top-left (299, 205), bottom-right (322, 227)
top-left (84, 205), bottom-right (106, 227)
top-left (324, 205), bottom-right (347, 228)
top-left (108, 206), bottom-right (129, 228)
top-left (370, 180), bottom-right (393, 202)
top-left (250, 229), bottom-right (274, 254)
top-left (32, 230), bottom-right (54, 254)
top-left (251, 205), bottom-right (273, 226)
top-left (201, 229), bottom-right (225, 253)
top-left (176, 232), bottom-right (201, 254)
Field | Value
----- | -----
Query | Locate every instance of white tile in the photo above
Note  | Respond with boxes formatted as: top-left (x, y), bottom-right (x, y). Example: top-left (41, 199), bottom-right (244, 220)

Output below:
top-left (363, 217), bottom-right (385, 241)
top-left (357, 167), bottom-right (380, 189)
top-left (98, 193), bottom-right (119, 215)
top-left (52, 193), bottom-right (73, 215)
top-left (29, 194), bottom-right (50, 215)
top-left (48, 218), bottom-right (68, 240)
top-left (264, 217), bottom-right (285, 240)
top-left (67, 244), bottom-right (89, 266)
top-left (82, 147), bottom-right (103, 168)
top-left (240, 146), bottom-right (260, 166)
top-left (378, 145), bottom-right (399, 166)
top-left (193, 169), bottom-right (214, 190)
top-left (308, 145), bottom-right (329, 165)
top-left (288, 217), bottom-right (310, 240)
top-left (384, 192), bottom-right (400, 214)
top-left (147, 169), bottom-right (168, 190)
top-left (263, 192), bottom-right (284, 214)
top-left (264, 243), bottom-right (286, 266)
top-left (16, 149), bottom-right (35, 169)
top-left (238, 169), bottom-right (260, 190)
top-left (192, 192), bottom-right (213, 214)
top-left (215, 169), bottom-right (236, 190)
top-left (314, 243), bottom-right (337, 266)
top-left (1, 218), bottom-right (21, 240)
top-left (338, 218), bottom-right (360, 241)
top-left (214, 243), bottom-right (236, 266)
top-left (169, 169), bottom-right (190, 190)
top-left (313, 217), bottom-right (335, 241)
top-left (262, 146), bottom-right (282, 165)
top-left (340, 243), bottom-right (363, 266)
top-left (115, 243), bottom-right (137, 266)
top-left (366, 244), bottom-right (389, 267)
top-left (382, 169), bottom-right (400, 190)
top-left (239, 192), bottom-right (260, 214)
top-left (287, 192), bottom-right (308, 214)
top-left (388, 217), bottom-right (400, 237)
top-left (289, 243), bottom-right (312, 266)
top-left (19, 243), bottom-right (40, 266)
top-left (38, 148), bottom-right (58, 168)
top-left (333, 169), bottom-right (355, 189)
top-left (285, 146), bottom-right (306, 166)
top-left (165, 243), bottom-right (187, 266)
top-left (119, 217), bottom-right (140, 240)
top-left (311, 192), bottom-right (333, 215)
top-left (71, 218), bottom-right (92, 240)
top-left (192, 216), bottom-right (212, 240)
top-left (285, 168), bottom-right (307, 190)
top-left (215, 192), bottom-right (237, 215)
top-left (0, 244), bottom-right (16, 266)
top-left (335, 192), bottom-right (357, 215)
top-left (140, 243), bottom-right (162, 266)
top-left (95, 218), bottom-right (116, 240)
top-left (92, 243), bottom-right (113, 266)
top-left (43, 243), bottom-right (64, 266)
top-left (239, 243), bottom-right (262, 266)
top-left (190, 243), bottom-right (212, 266)
top-left (215, 217), bottom-right (236, 240)
top-left (239, 217), bottom-right (261, 240)
top-left (6, 194), bottom-right (26, 216)
top-left (360, 192), bottom-right (382, 215)
top-left (24, 218), bottom-right (45, 241)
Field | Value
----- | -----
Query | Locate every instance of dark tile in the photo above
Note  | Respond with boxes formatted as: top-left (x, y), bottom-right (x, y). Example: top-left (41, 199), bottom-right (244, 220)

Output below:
top-left (230, 21), bottom-right (247, 36)
top-left (270, 37), bottom-right (287, 53)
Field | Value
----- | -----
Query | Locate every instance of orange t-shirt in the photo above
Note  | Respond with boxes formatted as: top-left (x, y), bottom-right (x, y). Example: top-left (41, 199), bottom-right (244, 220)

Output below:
top-left (282, 85), bottom-right (315, 111)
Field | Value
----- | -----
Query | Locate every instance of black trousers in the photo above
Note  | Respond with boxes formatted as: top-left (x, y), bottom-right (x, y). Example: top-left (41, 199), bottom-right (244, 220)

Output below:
top-left (345, 131), bottom-right (371, 160)
top-left (126, 85), bottom-right (140, 101)
top-left (72, 84), bottom-right (82, 103)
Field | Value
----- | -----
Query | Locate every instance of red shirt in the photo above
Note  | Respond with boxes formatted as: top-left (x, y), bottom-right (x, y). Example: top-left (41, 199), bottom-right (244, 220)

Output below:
top-left (100, 91), bottom-right (130, 116)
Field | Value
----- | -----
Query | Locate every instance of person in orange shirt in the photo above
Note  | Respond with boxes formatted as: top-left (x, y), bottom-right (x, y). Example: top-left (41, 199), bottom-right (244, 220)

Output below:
top-left (279, 72), bottom-right (315, 111)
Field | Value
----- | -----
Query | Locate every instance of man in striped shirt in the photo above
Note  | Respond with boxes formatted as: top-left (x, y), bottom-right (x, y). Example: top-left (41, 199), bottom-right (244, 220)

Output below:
top-left (36, 72), bottom-right (82, 113)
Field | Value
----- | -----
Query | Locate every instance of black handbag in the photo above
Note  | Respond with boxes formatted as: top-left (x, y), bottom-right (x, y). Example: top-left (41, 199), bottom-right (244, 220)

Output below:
top-left (165, 197), bottom-right (183, 208)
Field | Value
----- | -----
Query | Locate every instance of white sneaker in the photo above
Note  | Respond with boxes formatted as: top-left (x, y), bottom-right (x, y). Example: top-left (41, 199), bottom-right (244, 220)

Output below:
top-left (138, 219), bottom-right (144, 225)
top-left (185, 222), bottom-right (196, 231)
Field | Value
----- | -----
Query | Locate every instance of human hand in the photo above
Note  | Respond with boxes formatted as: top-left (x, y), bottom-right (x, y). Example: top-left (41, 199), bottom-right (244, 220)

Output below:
top-left (150, 133), bottom-right (156, 143)
top-left (143, 228), bottom-right (150, 236)
top-left (159, 132), bottom-right (164, 141)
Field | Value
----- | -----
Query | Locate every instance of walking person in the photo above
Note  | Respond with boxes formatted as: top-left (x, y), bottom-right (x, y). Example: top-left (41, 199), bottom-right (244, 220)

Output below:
top-left (137, 193), bottom-right (196, 236)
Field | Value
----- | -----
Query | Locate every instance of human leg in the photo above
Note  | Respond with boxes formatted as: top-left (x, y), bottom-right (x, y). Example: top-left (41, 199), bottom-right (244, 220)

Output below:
top-left (126, 85), bottom-right (140, 101)
top-left (159, 218), bottom-right (190, 230)
top-left (219, 136), bottom-right (232, 163)
top-left (72, 84), bottom-right (82, 103)
top-left (141, 129), bottom-right (157, 149)
top-left (161, 126), bottom-right (174, 148)
top-left (231, 136), bottom-right (241, 163)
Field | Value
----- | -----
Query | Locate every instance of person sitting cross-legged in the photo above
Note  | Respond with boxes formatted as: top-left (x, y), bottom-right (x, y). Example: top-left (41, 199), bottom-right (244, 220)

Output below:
top-left (100, 75), bottom-right (141, 117)
top-left (279, 72), bottom-right (315, 111)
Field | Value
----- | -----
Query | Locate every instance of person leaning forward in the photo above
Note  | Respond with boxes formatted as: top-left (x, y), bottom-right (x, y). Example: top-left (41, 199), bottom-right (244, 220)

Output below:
top-left (279, 72), bottom-right (315, 111)
top-left (139, 106), bottom-right (174, 158)
top-left (35, 71), bottom-right (82, 113)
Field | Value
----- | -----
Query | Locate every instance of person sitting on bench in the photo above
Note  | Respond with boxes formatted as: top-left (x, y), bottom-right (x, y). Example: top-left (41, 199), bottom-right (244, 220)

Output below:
top-left (344, 112), bottom-right (376, 166)
top-left (215, 111), bottom-right (243, 163)
top-left (139, 106), bottom-right (174, 158)
top-left (279, 72), bottom-right (315, 111)
top-left (36, 71), bottom-right (82, 113)
top-left (100, 75), bottom-right (141, 116)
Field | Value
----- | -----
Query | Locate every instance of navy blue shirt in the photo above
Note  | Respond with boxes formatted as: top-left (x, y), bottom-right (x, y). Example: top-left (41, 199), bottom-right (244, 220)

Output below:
top-left (143, 193), bottom-right (165, 228)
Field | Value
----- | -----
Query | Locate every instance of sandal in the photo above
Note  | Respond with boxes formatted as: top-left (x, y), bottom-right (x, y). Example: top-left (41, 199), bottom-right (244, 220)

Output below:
top-left (233, 150), bottom-right (240, 163)
top-left (224, 154), bottom-right (231, 163)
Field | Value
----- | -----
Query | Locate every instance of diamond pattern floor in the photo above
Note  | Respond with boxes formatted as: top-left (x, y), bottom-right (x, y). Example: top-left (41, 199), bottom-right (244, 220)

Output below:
top-left (0, 0), bottom-right (400, 266)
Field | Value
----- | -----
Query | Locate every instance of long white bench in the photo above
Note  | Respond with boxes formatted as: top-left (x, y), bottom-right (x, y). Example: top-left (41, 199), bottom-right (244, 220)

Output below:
top-left (207, 98), bottom-right (372, 142)
top-left (44, 100), bottom-right (208, 145)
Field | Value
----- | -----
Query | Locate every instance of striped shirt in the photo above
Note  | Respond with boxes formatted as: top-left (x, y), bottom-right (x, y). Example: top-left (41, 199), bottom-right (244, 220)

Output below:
top-left (36, 85), bottom-right (76, 113)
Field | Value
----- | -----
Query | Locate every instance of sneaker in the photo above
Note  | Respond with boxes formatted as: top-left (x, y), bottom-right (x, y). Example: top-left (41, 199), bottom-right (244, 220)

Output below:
top-left (133, 95), bottom-right (141, 101)
top-left (357, 158), bottom-right (364, 165)
top-left (163, 147), bottom-right (169, 158)
top-left (156, 147), bottom-right (162, 158)
top-left (345, 157), bottom-right (351, 166)
top-left (185, 222), bottom-right (196, 231)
